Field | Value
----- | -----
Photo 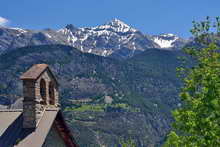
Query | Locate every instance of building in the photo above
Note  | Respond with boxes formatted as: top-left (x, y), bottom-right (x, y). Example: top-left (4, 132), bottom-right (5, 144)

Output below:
top-left (0, 64), bottom-right (78, 147)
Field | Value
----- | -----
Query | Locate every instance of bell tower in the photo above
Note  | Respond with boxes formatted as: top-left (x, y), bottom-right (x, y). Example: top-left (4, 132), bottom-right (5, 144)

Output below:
top-left (20, 64), bottom-right (59, 128)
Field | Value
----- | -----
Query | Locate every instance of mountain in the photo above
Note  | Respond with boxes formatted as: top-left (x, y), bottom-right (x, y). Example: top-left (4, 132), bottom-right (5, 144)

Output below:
top-left (57, 19), bottom-right (160, 58)
top-left (0, 44), bottom-right (186, 146)
top-left (0, 26), bottom-right (69, 53)
top-left (0, 19), bottom-right (188, 59)
top-left (152, 33), bottom-right (188, 49)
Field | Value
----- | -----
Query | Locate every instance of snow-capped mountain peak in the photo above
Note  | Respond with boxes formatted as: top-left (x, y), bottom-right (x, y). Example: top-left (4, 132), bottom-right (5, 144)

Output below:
top-left (97, 18), bottom-right (137, 33)
top-left (153, 33), bottom-right (179, 48)
top-left (107, 18), bottom-right (130, 28)
top-left (56, 18), bottom-right (147, 57)
top-left (0, 20), bottom-right (189, 58)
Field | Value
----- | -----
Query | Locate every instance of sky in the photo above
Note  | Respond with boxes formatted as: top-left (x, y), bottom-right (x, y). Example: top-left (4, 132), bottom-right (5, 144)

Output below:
top-left (0, 0), bottom-right (220, 38)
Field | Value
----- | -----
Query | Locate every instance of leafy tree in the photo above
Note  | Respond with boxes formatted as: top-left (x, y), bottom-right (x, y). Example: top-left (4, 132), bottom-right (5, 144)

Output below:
top-left (164, 17), bottom-right (220, 147)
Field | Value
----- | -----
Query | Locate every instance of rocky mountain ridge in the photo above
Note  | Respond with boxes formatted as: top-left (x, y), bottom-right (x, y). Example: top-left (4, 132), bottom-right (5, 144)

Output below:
top-left (0, 19), bottom-right (189, 58)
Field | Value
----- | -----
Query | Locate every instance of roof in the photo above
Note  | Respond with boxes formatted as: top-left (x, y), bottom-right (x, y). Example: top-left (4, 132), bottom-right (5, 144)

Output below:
top-left (0, 108), bottom-right (77, 147)
top-left (20, 64), bottom-right (59, 85)
top-left (0, 109), bottom-right (23, 137)
top-left (20, 64), bottom-right (48, 80)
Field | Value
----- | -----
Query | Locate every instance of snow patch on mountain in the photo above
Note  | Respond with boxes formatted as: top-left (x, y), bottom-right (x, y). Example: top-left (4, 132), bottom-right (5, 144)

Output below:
top-left (58, 28), bottom-right (78, 44)
top-left (44, 33), bottom-right (52, 38)
top-left (58, 28), bottom-right (70, 35)
top-left (153, 34), bottom-right (179, 48)
top-left (11, 28), bottom-right (27, 33)
top-left (97, 18), bottom-right (137, 33)
top-left (160, 33), bottom-right (176, 37)
top-left (153, 37), bottom-right (177, 48)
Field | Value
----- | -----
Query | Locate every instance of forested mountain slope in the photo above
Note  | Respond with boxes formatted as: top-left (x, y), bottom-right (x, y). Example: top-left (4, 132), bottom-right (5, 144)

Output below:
top-left (0, 45), bottom-right (185, 146)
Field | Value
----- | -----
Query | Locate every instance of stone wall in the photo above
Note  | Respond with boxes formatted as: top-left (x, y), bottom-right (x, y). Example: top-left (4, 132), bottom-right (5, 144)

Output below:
top-left (23, 80), bottom-right (37, 128)
top-left (22, 68), bottom-right (59, 128)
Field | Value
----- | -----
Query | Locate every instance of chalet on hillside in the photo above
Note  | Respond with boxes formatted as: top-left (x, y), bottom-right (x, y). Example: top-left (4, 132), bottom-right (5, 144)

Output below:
top-left (0, 64), bottom-right (78, 147)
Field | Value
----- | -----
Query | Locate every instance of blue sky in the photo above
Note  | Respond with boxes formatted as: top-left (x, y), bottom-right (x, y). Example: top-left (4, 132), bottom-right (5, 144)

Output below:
top-left (0, 0), bottom-right (219, 38)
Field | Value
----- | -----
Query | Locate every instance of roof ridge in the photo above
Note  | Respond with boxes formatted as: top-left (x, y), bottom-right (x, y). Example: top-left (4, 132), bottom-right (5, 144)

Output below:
top-left (45, 107), bottom-right (60, 111)
top-left (0, 109), bottom-right (23, 112)
top-left (20, 64), bottom-right (48, 80)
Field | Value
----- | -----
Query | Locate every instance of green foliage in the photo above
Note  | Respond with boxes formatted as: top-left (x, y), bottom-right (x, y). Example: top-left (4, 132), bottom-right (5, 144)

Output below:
top-left (165, 17), bottom-right (220, 146)
top-left (64, 103), bottom-right (140, 113)
top-left (65, 104), bottom-right (104, 112)
top-left (191, 16), bottom-right (220, 45)
top-left (118, 138), bottom-right (136, 147)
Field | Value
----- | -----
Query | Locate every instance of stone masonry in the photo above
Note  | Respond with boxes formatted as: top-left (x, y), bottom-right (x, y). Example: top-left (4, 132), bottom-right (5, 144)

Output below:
top-left (21, 64), bottom-right (59, 128)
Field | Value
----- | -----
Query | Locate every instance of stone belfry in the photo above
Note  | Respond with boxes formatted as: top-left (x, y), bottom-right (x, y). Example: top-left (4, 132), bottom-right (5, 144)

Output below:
top-left (20, 64), bottom-right (59, 128)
